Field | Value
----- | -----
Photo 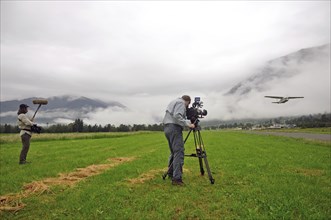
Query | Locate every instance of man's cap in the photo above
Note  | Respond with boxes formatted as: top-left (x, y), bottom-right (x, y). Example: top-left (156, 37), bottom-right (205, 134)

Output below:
top-left (19, 104), bottom-right (29, 108)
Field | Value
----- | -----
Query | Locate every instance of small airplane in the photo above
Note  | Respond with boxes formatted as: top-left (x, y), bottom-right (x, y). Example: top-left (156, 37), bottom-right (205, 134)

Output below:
top-left (264, 96), bottom-right (304, 104)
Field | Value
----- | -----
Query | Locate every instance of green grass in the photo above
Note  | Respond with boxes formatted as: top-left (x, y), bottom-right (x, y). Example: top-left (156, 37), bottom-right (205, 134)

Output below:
top-left (0, 132), bottom-right (149, 144)
top-left (0, 131), bottom-right (330, 219)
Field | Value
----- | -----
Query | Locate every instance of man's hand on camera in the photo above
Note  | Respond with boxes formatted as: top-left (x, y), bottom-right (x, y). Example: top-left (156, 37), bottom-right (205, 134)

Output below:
top-left (189, 124), bottom-right (195, 129)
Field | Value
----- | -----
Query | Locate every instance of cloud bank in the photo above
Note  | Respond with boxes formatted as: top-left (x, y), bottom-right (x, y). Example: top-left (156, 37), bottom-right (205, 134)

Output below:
top-left (1, 1), bottom-right (330, 125)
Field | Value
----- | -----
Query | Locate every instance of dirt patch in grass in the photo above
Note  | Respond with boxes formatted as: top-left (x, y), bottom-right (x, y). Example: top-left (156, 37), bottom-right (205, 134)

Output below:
top-left (0, 157), bottom-right (135, 213)
top-left (126, 168), bottom-right (190, 185)
top-left (286, 167), bottom-right (325, 176)
top-left (127, 169), bottom-right (165, 184)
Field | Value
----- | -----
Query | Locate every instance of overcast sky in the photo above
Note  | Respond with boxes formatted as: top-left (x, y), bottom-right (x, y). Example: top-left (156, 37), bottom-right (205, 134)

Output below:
top-left (1, 1), bottom-right (330, 124)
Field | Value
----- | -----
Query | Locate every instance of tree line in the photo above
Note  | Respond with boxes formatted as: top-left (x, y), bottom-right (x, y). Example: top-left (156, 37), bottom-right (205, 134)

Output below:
top-left (1, 113), bottom-right (330, 133)
top-left (0, 119), bottom-right (164, 133)
top-left (204, 113), bottom-right (331, 130)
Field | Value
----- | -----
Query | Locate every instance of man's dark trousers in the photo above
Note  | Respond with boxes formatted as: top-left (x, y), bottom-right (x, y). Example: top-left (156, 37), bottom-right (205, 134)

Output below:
top-left (20, 133), bottom-right (31, 163)
top-left (164, 123), bottom-right (185, 181)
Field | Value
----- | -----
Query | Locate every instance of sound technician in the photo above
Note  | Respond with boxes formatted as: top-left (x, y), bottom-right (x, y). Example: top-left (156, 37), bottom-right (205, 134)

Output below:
top-left (17, 104), bottom-right (34, 165)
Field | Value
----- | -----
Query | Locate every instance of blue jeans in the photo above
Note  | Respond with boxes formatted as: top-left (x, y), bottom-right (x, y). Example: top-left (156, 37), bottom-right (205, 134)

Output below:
top-left (164, 124), bottom-right (185, 180)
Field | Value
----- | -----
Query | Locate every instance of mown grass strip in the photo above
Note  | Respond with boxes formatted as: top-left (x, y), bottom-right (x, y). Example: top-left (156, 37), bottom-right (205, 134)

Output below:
top-left (0, 157), bottom-right (135, 212)
top-left (0, 133), bottom-right (163, 195)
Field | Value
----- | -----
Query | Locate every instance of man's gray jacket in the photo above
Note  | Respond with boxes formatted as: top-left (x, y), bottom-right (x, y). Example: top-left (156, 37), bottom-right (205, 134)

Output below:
top-left (163, 98), bottom-right (191, 128)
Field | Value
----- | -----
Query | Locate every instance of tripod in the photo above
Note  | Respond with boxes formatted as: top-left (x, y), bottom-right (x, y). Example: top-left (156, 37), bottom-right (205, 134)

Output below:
top-left (162, 122), bottom-right (215, 184)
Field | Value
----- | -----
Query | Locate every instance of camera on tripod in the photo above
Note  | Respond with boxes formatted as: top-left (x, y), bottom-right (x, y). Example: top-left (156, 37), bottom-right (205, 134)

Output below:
top-left (186, 97), bottom-right (208, 124)
top-left (163, 96), bottom-right (215, 184)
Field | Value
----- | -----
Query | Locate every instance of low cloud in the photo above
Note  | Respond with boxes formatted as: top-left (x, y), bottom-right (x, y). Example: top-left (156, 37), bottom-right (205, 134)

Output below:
top-left (85, 107), bottom-right (162, 126)
top-left (205, 45), bottom-right (330, 120)
top-left (1, 1), bottom-right (330, 124)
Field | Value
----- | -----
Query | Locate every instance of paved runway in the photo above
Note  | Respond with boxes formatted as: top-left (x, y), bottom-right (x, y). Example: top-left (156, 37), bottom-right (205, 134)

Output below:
top-left (247, 131), bottom-right (331, 142)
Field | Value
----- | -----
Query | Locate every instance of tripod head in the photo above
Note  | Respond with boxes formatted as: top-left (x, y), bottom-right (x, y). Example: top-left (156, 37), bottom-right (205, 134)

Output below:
top-left (191, 118), bottom-right (201, 131)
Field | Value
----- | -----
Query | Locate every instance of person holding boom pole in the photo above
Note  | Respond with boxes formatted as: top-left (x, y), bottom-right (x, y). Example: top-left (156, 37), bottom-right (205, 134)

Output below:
top-left (17, 99), bottom-right (47, 165)
top-left (17, 104), bottom-right (34, 165)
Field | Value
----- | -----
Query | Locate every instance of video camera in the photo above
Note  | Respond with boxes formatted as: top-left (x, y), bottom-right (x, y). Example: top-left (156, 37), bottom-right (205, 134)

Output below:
top-left (186, 97), bottom-right (208, 124)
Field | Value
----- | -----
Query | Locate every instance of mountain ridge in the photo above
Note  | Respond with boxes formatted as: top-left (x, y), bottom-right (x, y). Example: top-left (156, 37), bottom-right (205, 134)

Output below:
top-left (225, 44), bottom-right (330, 96)
top-left (0, 95), bottom-right (126, 124)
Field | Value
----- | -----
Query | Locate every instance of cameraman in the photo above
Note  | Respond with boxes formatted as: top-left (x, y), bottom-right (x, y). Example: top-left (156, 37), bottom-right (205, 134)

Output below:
top-left (17, 104), bottom-right (34, 165)
top-left (163, 95), bottom-right (195, 186)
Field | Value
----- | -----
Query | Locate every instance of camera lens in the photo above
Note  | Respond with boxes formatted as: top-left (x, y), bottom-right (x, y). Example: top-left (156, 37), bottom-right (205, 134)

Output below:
top-left (202, 109), bottom-right (207, 116)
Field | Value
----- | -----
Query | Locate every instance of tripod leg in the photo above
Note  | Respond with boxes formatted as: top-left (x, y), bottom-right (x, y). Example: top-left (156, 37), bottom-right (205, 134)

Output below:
top-left (203, 155), bottom-right (215, 184)
top-left (198, 156), bottom-right (205, 176)
top-left (194, 131), bottom-right (205, 175)
top-left (197, 130), bottom-right (215, 184)
top-left (183, 129), bottom-right (192, 144)
top-left (162, 161), bottom-right (173, 180)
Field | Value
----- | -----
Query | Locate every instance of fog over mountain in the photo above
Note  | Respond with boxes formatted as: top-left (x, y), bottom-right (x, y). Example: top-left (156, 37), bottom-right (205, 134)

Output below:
top-left (1, 44), bottom-right (329, 126)
top-left (225, 44), bottom-right (329, 96)
top-left (206, 44), bottom-right (330, 121)
top-left (0, 96), bottom-right (126, 125)
top-left (1, 1), bottom-right (330, 126)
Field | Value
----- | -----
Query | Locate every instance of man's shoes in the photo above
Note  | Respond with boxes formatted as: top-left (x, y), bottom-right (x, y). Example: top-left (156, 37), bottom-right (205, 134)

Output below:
top-left (172, 179), bottom-right (185, 186)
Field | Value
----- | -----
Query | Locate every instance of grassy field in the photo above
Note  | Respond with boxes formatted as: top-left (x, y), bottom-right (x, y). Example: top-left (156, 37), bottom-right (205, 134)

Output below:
top-left (0, 131), bottom-right (330, 219)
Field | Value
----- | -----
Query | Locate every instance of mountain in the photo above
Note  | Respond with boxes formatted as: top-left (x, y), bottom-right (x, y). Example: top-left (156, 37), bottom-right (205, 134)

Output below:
top-left (225, 44), bottom-right (330, 96)
top-left (213, 43), bottom-right (330, 120)
top-left (0, 95), bottom-right (126, 125)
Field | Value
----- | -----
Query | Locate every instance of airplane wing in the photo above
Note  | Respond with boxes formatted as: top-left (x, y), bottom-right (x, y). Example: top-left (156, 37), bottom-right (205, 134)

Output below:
top-left (288, 97), bottom-right (304, 99)
top-left (264, 96), bottom-right (283, 99)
